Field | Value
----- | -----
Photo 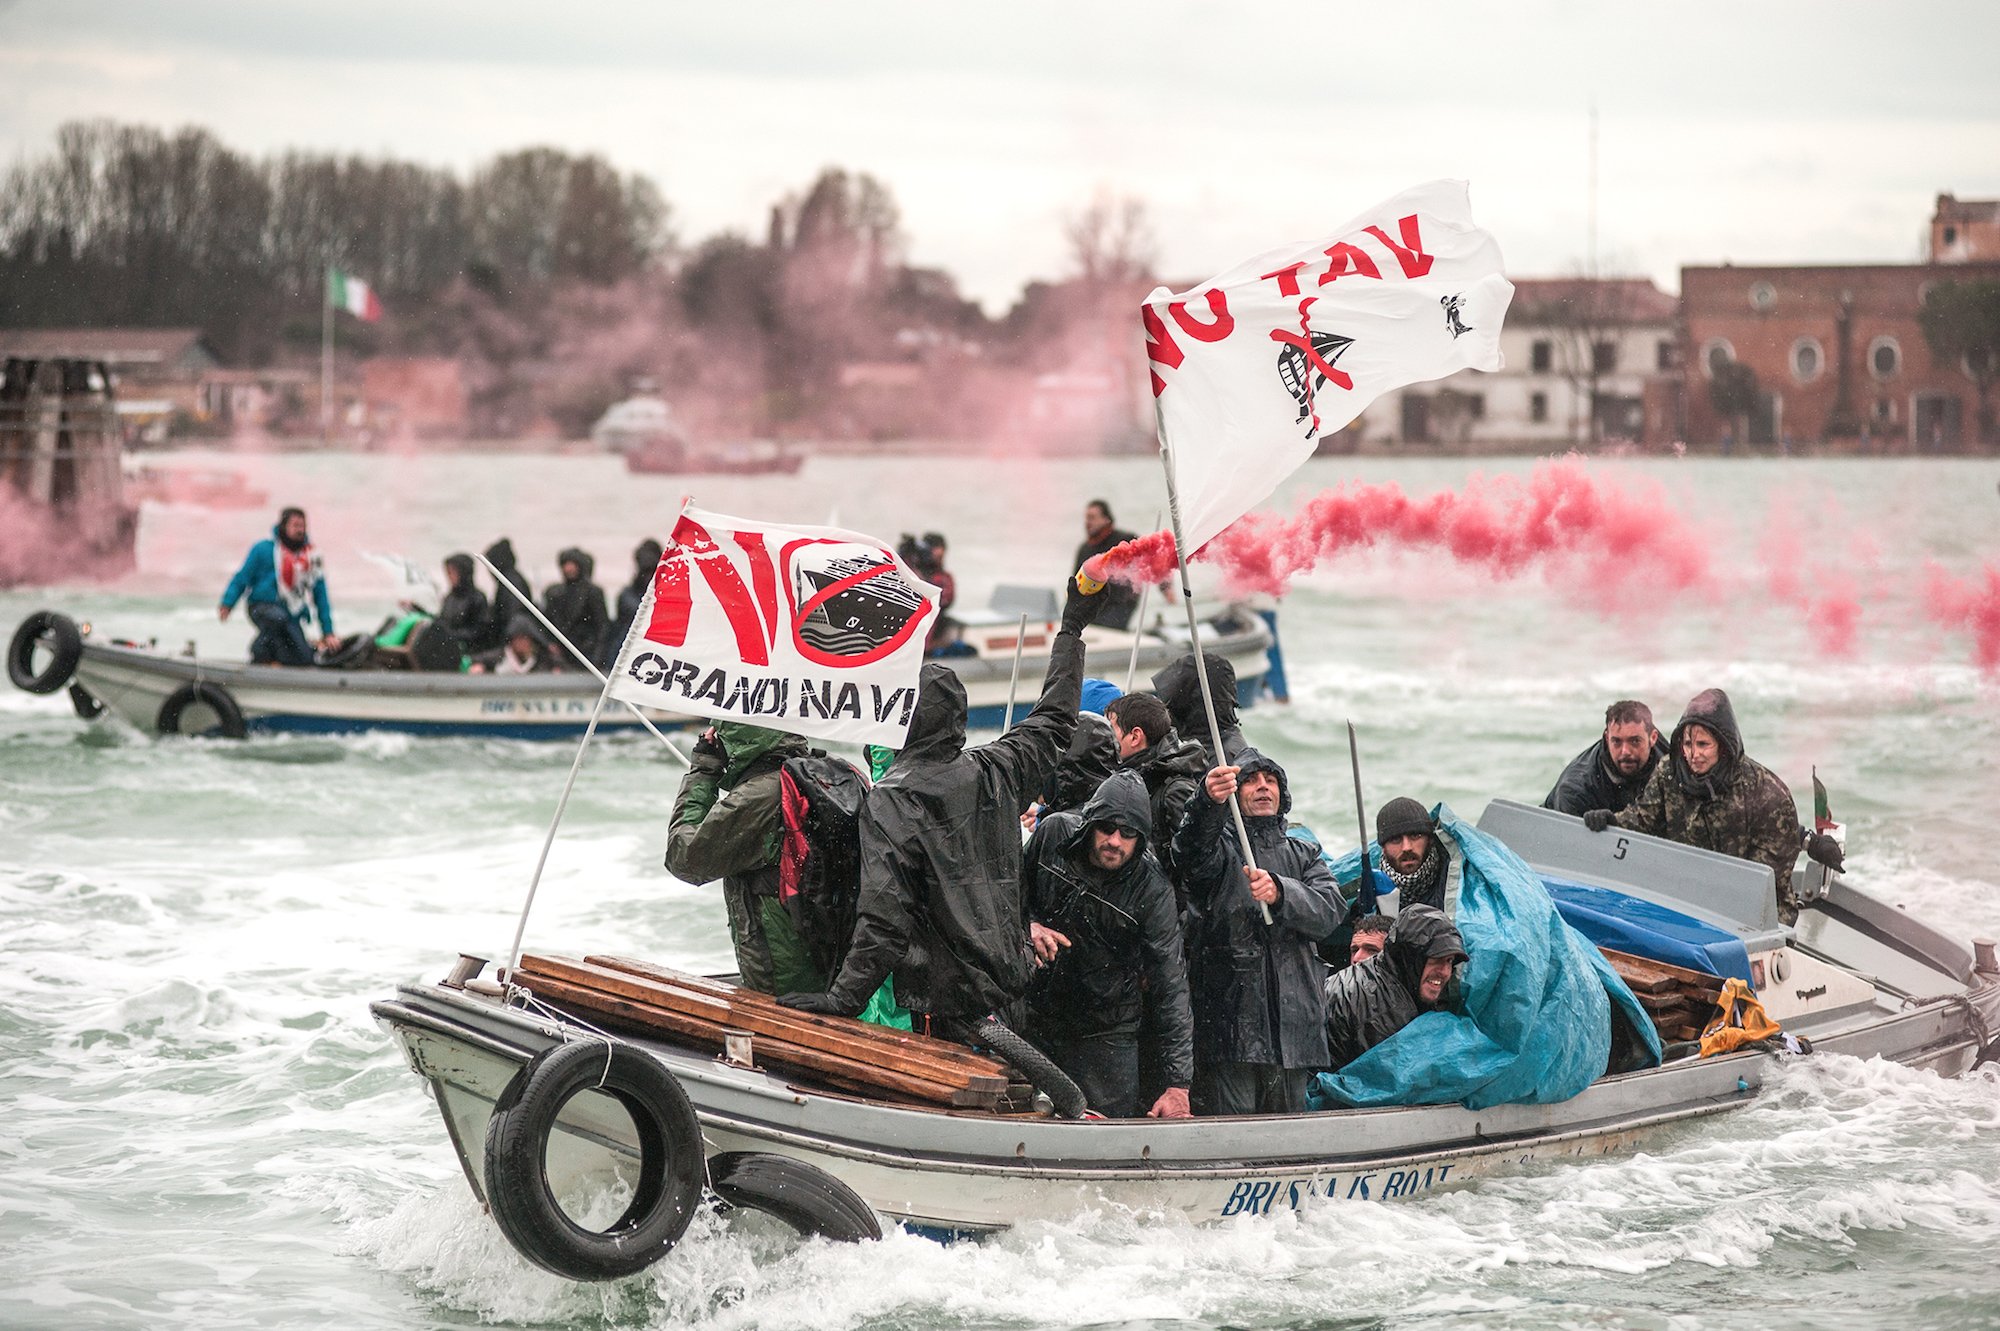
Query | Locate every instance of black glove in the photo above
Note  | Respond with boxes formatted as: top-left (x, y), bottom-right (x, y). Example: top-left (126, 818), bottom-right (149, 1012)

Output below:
top-left (1804, 831), bottom-right (1845, 872)
top-left (777, 991), bottom-right (843, 1016)
top-left (1582, 809), bottom-right (1615, 833)
top-left (1060, 582), bottom-right (1100, 637)
top-left (689, 727), bottom-right (727, 776)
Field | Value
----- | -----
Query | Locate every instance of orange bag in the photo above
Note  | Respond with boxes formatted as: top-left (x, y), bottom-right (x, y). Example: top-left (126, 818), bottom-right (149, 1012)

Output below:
top-left (1698, 977), bottom-right (1785, 1057)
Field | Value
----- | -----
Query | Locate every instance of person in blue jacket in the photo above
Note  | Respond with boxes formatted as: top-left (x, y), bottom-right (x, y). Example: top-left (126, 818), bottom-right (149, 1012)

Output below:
top-left (218, 507), bottom-right (336, 666)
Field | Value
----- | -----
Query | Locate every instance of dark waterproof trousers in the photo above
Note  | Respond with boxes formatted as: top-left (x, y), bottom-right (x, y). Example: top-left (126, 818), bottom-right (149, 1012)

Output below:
top-left (248, 601), bottom-right (314, 666)
top-left (1048, 1032), bottom-right (1141, 1118)
top-left (1193, 1060), bottom-right (1310, 1116)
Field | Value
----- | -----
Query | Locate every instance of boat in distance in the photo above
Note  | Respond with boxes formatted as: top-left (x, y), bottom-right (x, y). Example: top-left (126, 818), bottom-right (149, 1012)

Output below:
top-left (7, 599), bottom-right (1270, 739)
top-left (370, 801), bottom-right (2000, 1274)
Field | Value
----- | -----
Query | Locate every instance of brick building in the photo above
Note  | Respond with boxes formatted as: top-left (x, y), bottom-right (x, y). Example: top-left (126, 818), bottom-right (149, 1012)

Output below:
top-left (1931, 194), bottom-right (2000, 264)
top-left (1681, 261), bottom-right (2000, 450)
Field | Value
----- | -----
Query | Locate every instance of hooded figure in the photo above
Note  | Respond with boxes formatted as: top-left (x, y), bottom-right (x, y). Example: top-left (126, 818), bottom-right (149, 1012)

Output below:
top-left (665, 721), bottom-right (813, 994)
top-left (1150, 651), bottom-right (1245, 766)
top-left (472, 615), bottom-right (554, 675)
top-left (1323, 904), bottom-right (1468, 1070)
top-left (1039, 712), bottom-right (1118, 816)
top-left (483, 538), bottom-right (533, 650)
top-left (1172, 747), bottom-right (1342, 1114)
top-left (797, 589), bottom-right (1099, 1029)
top-left (1023, 770), bottom-right (1195, 1117)
top-left (436, 552), bottom-right (489, 649)
top-left (606, 537), bottom-right (663, 667)
top-left (1600, 688), bottom-right (1811, 922)
top-left (541, 546), bottom-right (609, 668)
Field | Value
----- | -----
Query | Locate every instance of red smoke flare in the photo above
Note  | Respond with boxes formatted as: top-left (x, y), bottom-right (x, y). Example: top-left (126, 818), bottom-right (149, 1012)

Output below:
top-left (1924, 562), bottom-right (2000, 672)
top-left (1092, 459), bottom-right (1711, 604)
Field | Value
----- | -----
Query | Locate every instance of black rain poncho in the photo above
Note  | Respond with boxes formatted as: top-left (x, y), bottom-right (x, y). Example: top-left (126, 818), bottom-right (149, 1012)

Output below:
top-left (1150, 651), bottom-right (1246, 766)
top-left (1024, 769), bottom-right (1195, 1087)
top-left (824, 633), bottom-right (1084, 1022)
top-left (540, 546), bottom-right (609, 667)
top-left (1172, 747), bottom-right (1341, 1069)
top-left (1323, 904), bottom-right (1465, 1070)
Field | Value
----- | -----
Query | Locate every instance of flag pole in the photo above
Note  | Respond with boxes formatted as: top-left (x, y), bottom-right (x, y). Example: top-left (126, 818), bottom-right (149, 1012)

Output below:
top-left (500, 675), bottom-right (614, 988)
top-left (474, 550), bottom-right (689, 765)
top-left (1001, 611), bottom-right (1029, 730)
top-left (1123, 507), bottom-right (1163, 692)
top-left (320, 266), bottom-right (333, 445)
top-left (1156, 410), bottom-right (1272, 925)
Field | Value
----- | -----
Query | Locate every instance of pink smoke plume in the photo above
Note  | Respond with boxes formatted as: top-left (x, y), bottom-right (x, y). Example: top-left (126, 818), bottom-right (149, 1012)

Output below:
top-left (1756, 503), bottom-right (1873, 656)
top-left (1924, 562), bottom-right (2000, 672)
top-left (1094, 458), bottom-right (1712, 603)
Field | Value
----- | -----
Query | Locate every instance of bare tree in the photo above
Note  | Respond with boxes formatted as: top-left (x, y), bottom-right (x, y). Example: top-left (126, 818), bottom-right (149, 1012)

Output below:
top-left (1064, 191), bottom-right (1157, 287)
top-left (1531, 273), bottom-right (1638, 446)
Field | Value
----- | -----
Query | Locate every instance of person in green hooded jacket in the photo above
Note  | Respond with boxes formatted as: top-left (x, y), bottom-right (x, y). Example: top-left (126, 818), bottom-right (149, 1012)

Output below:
top-left (665, 721), bottom-right (813, 994)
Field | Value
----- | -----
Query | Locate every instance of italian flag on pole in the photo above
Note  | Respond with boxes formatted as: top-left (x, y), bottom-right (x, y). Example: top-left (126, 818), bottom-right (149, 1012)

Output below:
top-left (328, 268), bottom-right (383, 322)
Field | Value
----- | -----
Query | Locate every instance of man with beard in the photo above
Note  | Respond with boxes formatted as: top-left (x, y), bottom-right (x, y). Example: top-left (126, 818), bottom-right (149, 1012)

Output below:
top-left (781, 585), bottom-right (1101, 1040)
top-left (1102, 692), bottom-right (1208, 886)
top-left (1150, 650), bottom-right (1247, 766)
top-left (540, 546), bottom-right (610, 668)
top-left (1544, 700), bottom-right (1663, 816)
top-left (1023, 770), bottom-right (1194, 1118)
top-left (1374, 797), bottom-right (1454, 915)
top-left (1174, 750), bottom-right (1341, 1115)
top-left (1585, 688), bottom-right (1842, 925)
top-left (1323, 905), bottom-right (1468, 1070)
top-left (218, 506), bottom-right (337, 666)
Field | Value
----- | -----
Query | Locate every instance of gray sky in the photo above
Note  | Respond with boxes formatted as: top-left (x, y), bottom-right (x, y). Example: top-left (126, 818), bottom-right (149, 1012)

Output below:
top-left (3, 1), bottom-right (1996, 310)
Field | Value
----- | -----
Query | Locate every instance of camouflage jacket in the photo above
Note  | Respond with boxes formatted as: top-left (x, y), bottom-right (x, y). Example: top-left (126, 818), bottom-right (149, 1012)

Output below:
top-left (1612, 754), bottom-right (1804, 920)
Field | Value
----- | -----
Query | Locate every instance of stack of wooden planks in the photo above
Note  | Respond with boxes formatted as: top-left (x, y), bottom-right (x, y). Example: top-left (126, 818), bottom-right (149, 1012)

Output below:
top-left (1601, 947), bottom-right (1726, 1043)
top-left (513, 953), bottom-right (1014, 1111)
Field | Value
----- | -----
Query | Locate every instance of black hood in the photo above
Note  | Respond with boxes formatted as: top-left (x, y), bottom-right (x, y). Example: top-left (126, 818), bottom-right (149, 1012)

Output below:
top-left (444, 552), bottom-right (476, 587)
top-left (1045, 712), bottom-right (1117, 811)
top-left (1150, 650), bottom-right (1238, 733)
top-left (1669, 687), bottom-right (1744, 797)
top-left (900, 661), bottom-right (967, 764)
top-left (484, 538), bottom-right (519, 574)
top-left (556, 546), bottom-right (595, 582)
top-left (1232, 746), bottom-right (1291, 818)
top-left (1383, 903), bottom-right (1466, 998)
top-left (630, 538), bottom-right (663, 584)
top-left (1067, 768), bottom-right (1156, 858)
top-left (503, 615), bottom-right (544, 644)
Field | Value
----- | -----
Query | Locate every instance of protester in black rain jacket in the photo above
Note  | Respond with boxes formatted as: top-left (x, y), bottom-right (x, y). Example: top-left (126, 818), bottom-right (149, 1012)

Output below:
top-left (1036, 712), bottom-right (1119, 819)
top-left (788, 589), bottom-right (1098, 1032)
top-left (541, 546), bottom-right (610, 667)
top-left (1323, 904), bottom-right (1468, 1070)
top-left (1024, 769), bottom-right (1195, 1118)
top-left (436, 553), bottom-right (489, 650)
top-left (1151, 650), bottom-right (1247, 766)
top-left (1173, 747), bottom-right (1341, 1114)
top-left (605, 537), bottom-right (663, 667)
top-left (483, 538), bottom-right (534, 650)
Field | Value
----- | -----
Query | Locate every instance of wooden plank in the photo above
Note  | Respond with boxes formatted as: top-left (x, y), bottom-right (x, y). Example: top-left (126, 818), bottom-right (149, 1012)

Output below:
top-left (1601, 948), bottom-right (1726, 1000)
top-left (517, 969), bottom-right (1000, 1109)
top-left (579, 953), bottom-right (1011, 1088)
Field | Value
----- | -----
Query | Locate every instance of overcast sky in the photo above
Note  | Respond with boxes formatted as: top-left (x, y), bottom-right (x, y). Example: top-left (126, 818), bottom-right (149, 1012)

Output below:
top-left (3, 1), bottom-right (1996, 311)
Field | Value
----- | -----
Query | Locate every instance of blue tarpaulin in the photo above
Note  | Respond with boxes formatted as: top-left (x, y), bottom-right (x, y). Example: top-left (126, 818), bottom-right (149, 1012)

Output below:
top-left (1310, 806), bottom-right (1662, 1111)
top-left (1542, 878), bottom-right (1754, 984)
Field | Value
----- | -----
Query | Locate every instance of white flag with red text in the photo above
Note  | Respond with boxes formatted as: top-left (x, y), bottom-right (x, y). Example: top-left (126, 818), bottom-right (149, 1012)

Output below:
top-left (607, 506), bottom-right (941, 746)
top-left (1144, 179), bottom-right (1514, 553)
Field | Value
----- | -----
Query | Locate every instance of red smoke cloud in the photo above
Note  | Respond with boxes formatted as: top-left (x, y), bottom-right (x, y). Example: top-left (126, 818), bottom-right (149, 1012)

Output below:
top-left (1756, 504), bottom-right (1871, 656)
top-left (1096, 458), bottom-right (1712, 604)
top-left (1924, 562), bottom-right (2000, 672)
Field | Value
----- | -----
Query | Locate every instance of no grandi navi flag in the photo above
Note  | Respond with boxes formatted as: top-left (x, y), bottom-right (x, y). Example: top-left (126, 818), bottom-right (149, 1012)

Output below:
top-left (1143, 179), bottom-right (1515, 554)
top-left (328, 267), bottom-right (383, 322)
top-left (606, 506), bottom-right (942, 747)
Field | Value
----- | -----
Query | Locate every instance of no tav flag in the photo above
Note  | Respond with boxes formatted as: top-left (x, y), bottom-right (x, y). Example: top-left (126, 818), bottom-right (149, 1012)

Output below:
top-left (1143, 179), bottom-right (1514, 553)
top-left (607, 506), bottom-right (941, 746)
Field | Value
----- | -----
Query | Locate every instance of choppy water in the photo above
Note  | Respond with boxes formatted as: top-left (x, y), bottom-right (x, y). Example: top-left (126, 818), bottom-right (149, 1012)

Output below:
top-left (4, 452), bottom-right (1998, 1330)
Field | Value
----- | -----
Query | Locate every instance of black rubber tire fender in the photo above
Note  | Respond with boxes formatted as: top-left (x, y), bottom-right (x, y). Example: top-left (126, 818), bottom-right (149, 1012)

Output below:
top-left (708, 1151), bottom-right (882, 1242)
top-left (155, 681), bottom-right (248, 739)
top-left (970, 1016), bottom-right (1089, 1119)
top-left (482, 1039), bottom-right (706, 1282)
top-left (8, 611), bottom-right (84, 694)
top-left (68, 683), bottom-right (105, 720)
